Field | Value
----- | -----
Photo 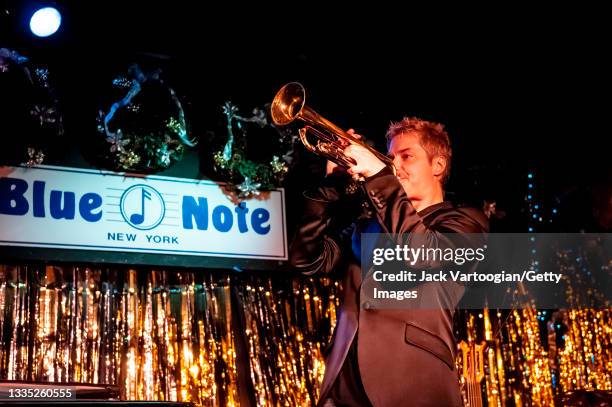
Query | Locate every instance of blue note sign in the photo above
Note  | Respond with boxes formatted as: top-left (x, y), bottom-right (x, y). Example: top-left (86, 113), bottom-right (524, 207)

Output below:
top-left (0, 165), bottom-right (287, 260)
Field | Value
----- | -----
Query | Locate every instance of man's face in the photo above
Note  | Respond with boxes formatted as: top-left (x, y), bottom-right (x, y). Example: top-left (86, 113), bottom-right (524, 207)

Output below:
top-left (388, 132), bottom-right (440, 200)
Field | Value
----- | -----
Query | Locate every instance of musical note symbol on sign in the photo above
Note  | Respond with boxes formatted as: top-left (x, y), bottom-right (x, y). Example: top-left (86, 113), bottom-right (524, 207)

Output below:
top-left (129, 189), bottom-right (151, 225)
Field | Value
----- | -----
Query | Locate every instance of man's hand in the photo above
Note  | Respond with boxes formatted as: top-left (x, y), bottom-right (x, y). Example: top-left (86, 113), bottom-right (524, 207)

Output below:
top-left (326, 129), bottom-right (362, 175)
top-left (344, 132), bottom-right (386, 178)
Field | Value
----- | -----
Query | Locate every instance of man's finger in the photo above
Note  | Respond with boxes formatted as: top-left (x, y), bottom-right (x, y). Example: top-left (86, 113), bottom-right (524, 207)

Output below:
top-left (347, 165), bottom-right (364, 176)
top-left (346, 128), bottom-right (362, 140)
top-left (344, 145), bottom-right (355, 158)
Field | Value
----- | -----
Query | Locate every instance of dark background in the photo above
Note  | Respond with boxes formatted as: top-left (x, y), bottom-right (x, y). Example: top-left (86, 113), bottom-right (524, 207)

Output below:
top-left (2, 1), bottom-right (611, 238)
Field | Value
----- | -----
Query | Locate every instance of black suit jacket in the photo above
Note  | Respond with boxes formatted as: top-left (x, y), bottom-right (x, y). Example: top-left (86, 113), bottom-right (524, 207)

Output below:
top-left (290, 167), bottom-right (489, 407)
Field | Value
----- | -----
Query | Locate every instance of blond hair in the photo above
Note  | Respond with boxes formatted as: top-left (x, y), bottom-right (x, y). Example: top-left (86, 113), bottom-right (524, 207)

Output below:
top-left (386, 117), bottom-right (452, 184)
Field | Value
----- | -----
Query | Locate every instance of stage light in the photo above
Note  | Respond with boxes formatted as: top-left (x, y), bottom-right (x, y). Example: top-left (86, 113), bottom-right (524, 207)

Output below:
top-left (29, 7), bottom-right (61, 37)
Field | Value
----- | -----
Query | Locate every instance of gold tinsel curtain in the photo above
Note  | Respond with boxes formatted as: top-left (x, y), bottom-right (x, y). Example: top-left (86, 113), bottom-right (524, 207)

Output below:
top-left (1, 263), bottom-right (611, 406)
top-left (0, 264), bottom-right (338, 406)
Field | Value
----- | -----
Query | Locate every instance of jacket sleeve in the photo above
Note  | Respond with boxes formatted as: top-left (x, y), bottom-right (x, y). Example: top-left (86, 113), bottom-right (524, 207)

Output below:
top-left (362, 167), bottom-right (489, 268)
top-left (288, 174), bottom-right (351, 275)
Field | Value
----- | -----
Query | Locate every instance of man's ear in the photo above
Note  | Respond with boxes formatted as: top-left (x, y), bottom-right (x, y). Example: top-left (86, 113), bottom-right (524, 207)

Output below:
top-left (432, 156), bottom-right (447, 179)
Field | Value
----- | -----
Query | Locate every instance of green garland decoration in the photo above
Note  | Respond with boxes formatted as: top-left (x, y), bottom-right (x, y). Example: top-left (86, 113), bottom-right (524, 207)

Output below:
top-left (213, 101), bottom-right (297, 198)
top-left (0, 48), bottom-right (64, 166)
top-left (96, 64), bottom-right (196, 173)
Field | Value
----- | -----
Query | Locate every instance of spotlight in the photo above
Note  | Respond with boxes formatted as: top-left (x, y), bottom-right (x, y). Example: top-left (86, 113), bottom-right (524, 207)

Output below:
top-left (29, 6), bottom-right (61, 37)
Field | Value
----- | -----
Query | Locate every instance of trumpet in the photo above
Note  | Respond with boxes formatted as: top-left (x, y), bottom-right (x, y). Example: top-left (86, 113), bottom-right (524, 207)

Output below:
top-left (271, 82), bottom-right (396, 176)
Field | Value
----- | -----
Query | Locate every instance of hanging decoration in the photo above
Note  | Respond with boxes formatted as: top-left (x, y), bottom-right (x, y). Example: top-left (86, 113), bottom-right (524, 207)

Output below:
top-left (237, 274), bottom-right (338, 405)
top-left (212, 101), bottom-right (297, 199)
top-left (95, 64), bottom-right (196, 173)
top-left (0, 48), bottom-right (64, 166)
top-left (0, 264), bottom-right (338, 406)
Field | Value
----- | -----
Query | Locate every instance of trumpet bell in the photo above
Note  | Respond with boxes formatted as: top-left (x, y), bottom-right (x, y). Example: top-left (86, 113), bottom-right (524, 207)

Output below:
top-left (271, 82), bottom-right (306, 126)
top-left (271, 82), bottom-right (396, 176)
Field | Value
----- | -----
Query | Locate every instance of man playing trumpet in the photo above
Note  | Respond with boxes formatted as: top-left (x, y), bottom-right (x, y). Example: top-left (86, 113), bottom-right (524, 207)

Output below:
top-left (289, 117), bottom-right (488, 406)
